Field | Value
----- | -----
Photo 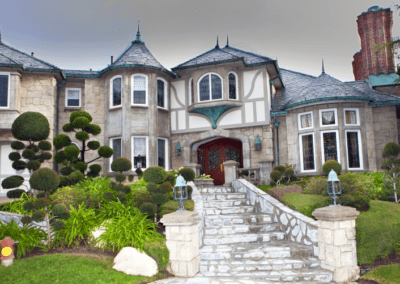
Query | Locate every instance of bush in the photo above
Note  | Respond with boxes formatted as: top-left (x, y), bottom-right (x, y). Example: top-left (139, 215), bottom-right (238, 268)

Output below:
top-left (322, 160), bottom-right (342, 176)
top-left (151, 193), bottom-right (167, 205)
top-left (115, 174), bottom-right (126, 183)
top-left (11, 112), bottom-right (50, 142)
top-left (269, 180), bottom-right (276, 187)
top-left (143, 238), bottom-right (169, 271)
top-left (27, 160), bottom-right (41, 171)
top-left (87, 141), bottom-right (100, 150)
top-left (128, 175), bottom-right (134, 182)
top-left (274, 165), bottom-right (286, 174)
top-left (135, 168), bottom-right (143, 177)
top-left (116, 192), bottom-right (126, 203)
top-left (303, 176), bottom-right (328, 195)
top-left (50, 186), bottom-right (87, 209)
top-left (282, 193), bottom-right (330, 219)
top-left (146, 182), bottom-right (158, 193)
top-left (30, 168), bottom-right (60, 192)
top-left (382, 142), bottom-right (400, 157)
top-left (143, 166), bottom-right (166, 184)
top-left (69, 171), bottom-right (85, 183)
top-left (159, 182), bottom-right (172, 194)
top-left (270, 171), bottom-right (282, 182)
top-left (6, 189), bottom-right (25, 199)
top-left (165, 172), bottom-right (176, 185)
top-left (269, 185), bottom-right (303, 202)
top-left (111, 157), bottom-right (132, 173)
top-left (96, 200), bottom-right (141, 223)
top-left (140, 202), bottom-right (157, 217)
top-left (339, 172), bottom-right (376, 210)
top-left (103, 191), bottom-right (113, 201)
top-left (131, 188), bottom-right (151, 209)
top-left (178, 168), bottom-right (195, 182)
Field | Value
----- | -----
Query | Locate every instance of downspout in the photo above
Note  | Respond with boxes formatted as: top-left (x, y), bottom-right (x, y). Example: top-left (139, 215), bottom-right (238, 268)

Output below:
top-left (55, 72), bottom-right (66, 173)
top-left (274, 115), bottom-right (280, 165)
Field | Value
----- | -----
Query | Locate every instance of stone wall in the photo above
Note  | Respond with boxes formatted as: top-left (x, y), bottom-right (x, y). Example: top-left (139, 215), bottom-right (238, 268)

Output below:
top-left (189, 181), bottom-right (204, 248)
top-left (275, 115), bottom-right (287, 167)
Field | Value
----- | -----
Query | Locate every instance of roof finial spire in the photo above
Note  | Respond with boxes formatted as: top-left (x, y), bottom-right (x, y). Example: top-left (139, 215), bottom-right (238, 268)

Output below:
top-left (215, 36), bottom-right (219, 49)
top-left (226, 34), bottom-right (229, 47)
top-left (0, 30), bottom-right (2, 42)
top-left (132, 21), bottom-right (144, 44)
top-left (322, 58), bottom-right (325, 74)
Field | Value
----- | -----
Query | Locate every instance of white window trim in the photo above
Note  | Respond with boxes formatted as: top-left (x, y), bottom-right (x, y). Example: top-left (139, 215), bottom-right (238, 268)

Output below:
top-left (0, 72), bottom-right (11, 109)
top-left (197, 73), bottom-right (224, 103)
top-left (319, 108), bottom-right (338, 127)
top-left (109, 137), bottom-right (122, 172)
top-left (320, 130), bottom-right (340, 165)
top-left (65, 88), bottom-right (82, 108)
top-left (345, 130), bottom-right (363, 170)
top-left (228, 72), bottom-right (239, 100)
top-left (298, 111), bottom-right (313, 131)
top-left (110, 75), bottom-right (122, 109)
top-left (343, 108), bottom-right (360, 126)
top-left (299, 133), bottom-right (317, 173)
top-left (157, 78), bottom-right (168, 110)
top-left (131, 136), bottom-right (149, 171)
top-left (189, 78), bottom-right (194, 105)
top-left (131, 74), bottom-right (148, 107)
top-left (157, 137), bottom-right (169, 171)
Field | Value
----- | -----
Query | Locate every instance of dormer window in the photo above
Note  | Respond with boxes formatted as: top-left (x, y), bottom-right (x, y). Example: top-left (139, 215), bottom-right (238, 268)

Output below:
top-left (132, 75), bottom-right (147, 106)
top-left (157, 78), bottom-right (167, 109)
top-left (198, 73), bottom-right (222, 102)
top-left (110, 76), bottom-right (122, 108)
top-left (0, 72), bottom-right (10, 109)
top-left (228, 72), bottom-right (238, 100)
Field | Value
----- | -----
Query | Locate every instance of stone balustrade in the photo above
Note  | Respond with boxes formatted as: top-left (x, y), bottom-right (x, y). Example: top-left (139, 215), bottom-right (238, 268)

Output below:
top-left (236, 167), bottom-right (260, 183)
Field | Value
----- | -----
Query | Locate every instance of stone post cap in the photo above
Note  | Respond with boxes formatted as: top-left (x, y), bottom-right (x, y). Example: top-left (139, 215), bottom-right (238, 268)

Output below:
top-left (184, 163), bottom-right (201, 169)
top-left (160, 211), bottom-right (201, 225)
top-left (312, 206), bottom-right (360, 221)
top-left (222, 160), bottom-right (239, 166)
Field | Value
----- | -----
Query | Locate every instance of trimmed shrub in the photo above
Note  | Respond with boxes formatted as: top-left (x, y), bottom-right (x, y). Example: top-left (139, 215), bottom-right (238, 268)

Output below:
top-left (6, 189), bottom-right (25, 199)
top-left (322, 160), bottom-right (342, 176)
top-left (270, 170), bottom-right (282, 182)
top-left (32, 210), bottom-right (45, 222)
top-left (116, 193), bottom-right (126, 203)
top-left (98, 146), bottom-right (113, 158)
top-left (159, 182), bottom-right (172, 194)
top-left (115, 174), bottom-right (126, 183)
top-left (285, 168), bottom-right (294, 182)
top-left (72, 116), bottom-right (90, 129)
top-left (34, 198), bottom-right (50, 209)
top-left (11, 112), bottom-right (50, 141)
top-left (87, 141), bottom-right (100, 150)
top-left (8, 152), bottom-right (21, 161)
top-left (69, 110), bottom-right (92, 124)
top-left (128, 175), bottom-right (134, 182)
top-left (69, 171), bottom-right (84, 183)
top-left (73, 161), bottom-right (88, 171)
top-left (23, 201), bottom-right (35, 211)
top-left (75, 131), bottom-right (89, 141)
top-left (382, 142), bottom-right (400, 157)
top-left (178, 168), bottom-right (195, 182)
top-left (103, 191), bottom-right (114, 201)
top-left (269, 180), bottom-right (276, 187)
top-left (38, 141), bottom-right (52, 151)
top-left (40, 152), bottom-right (52, 160)
top-left (36, 192), bottom-right (46, 198)
top-left (151, 193), bottom-right (167, 205)
top-left (62, 123), bottom-right (74, 132)
top-left (30, 168), bottom-right (60, 192)
top-left (60, 166), bottom-right (74, 176)
top-left (274, 165), bottom-right (286, 174)
top-left (1, 175), bottom-right (24, 189)
top-left (146, 182), bottom-right (158, 193)
top-left (64, 145), bottom-right (80, 159)
top-left (12, 160), bottom-right (27, 171)
top-left (11, 141), bottom-right (25, 150)
top-left (131, 189), bottom-right (151, 209)
top-left (52, 204), bottom-right (70, 220)
top-left (135, 168), bottom-right (143, 177)
top-left (122, 186), bottom-right (131, 194)
top-left (89, 164), bottom-right (101, 174)
top-left (303, 176), bottom-right (328, 195)
top-left (21, 216), bottom-right (32, 225)
top-left (53, 134), bottom-right (72, 150)
top-left (143, 166), bottom-right (166, 184)
top-left (140, 202), bottom-right (157, 217)
top-left (143, 238), bottom-right (169, 271)
top-left (54, 151), bottom-right (66, 164)
top-left (187, 185), bottom-right (193, 197)
top-left (86, 124), bottom-right (101, 135)
top-left (111, 157), bottom-right (132, 173)
top-left (165, 172), bottom-right (175, 185)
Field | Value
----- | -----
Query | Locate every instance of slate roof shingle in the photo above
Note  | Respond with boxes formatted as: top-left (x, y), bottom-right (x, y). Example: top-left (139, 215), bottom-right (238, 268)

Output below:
top-left (113, 42), bottom-right (165, 69)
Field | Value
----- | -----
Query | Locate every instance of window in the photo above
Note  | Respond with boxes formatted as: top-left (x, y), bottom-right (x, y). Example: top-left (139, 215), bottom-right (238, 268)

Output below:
top-left (157, 78), bottom-right (167, 109)
top-left (0, 72), bottom-right (10, 109)
top-left (319, 108), bottom-right (338, 127)
top-left (299, 133), bottom-right (316, 172)
top-left (198, 73), bottom-right (223, 102)
top-left (298, 111), bottom-right (313, 130)
top-left (344, 108), bottom-right (360, 126)
top-left (189, 78), bottom-right (194, 105)
top-left (157, 138), bottom-right (168, 170)
top-left (110, 138), bottom-right (122, 171)
top-left (65, 88), bottom-right (81, 107)
top-left (110, 76), bottom-right (122, 108)
top-left (346, 130), bottom-right (363, 170)
top-left (320, 130), bottom-right (340, 164)
top-left (132, 75), bottom-right (147, 106)
top-left (228, 72), bottom-right (238, 100)
top-left (132, 136), bottom-right (148, 170)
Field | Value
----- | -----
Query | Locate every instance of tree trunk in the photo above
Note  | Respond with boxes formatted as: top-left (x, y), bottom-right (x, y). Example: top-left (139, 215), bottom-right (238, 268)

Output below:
top-left (45, 207), bottom-right (51, 248)
top-left (394, 183), bottom-right (398, 203)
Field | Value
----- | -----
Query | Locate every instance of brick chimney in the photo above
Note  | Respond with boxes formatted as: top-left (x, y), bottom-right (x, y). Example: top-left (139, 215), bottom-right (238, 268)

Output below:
top-left (352, 6), bottom-right (395, 81)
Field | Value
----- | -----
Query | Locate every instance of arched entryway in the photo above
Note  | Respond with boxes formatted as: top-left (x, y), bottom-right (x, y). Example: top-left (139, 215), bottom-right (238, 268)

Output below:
top-left (197, 138), bottom-right (243, 185)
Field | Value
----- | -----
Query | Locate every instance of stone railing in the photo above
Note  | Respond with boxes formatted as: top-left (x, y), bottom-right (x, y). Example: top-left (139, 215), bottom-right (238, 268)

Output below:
top-left (0, 211), bottom-right (48, 232)
top-left (232, 179), bottom-right (319, 256)
top-left (236, 167), bottom-right (260, 183)
top-left (188, 181), bottom-right (204, 248)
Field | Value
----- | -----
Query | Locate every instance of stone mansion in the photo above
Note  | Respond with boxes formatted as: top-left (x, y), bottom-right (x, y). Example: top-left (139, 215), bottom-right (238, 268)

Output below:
top-left (1, 5), bottom-right (400, 195)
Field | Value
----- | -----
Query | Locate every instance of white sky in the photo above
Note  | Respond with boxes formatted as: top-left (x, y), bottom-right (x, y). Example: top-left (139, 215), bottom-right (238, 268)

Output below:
top-left (1, 0), bottom-right (400, 82)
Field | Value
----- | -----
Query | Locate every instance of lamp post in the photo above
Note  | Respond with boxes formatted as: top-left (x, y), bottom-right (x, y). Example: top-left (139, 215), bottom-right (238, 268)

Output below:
top-left (174, 175), bottom-right (188, 211)
top-left (326, 169), bottom-right (341, 206)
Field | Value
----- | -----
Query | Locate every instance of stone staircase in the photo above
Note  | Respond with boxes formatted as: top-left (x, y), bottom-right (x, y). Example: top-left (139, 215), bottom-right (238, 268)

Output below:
top-left (195, 186), bottom-right (334, 283)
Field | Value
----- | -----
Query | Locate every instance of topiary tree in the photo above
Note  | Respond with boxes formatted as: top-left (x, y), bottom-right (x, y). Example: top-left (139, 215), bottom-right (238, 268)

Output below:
top-left (143, 166), bottom-right (166, 184)
top-left (21, 168), bottom-right (70, 247)
top-left (53, 110), bottom-right (114, 186)
top-left (382, 142), bottom-right (400, 203)
top-left (270, 165), bottom-right (295, 185)
top-left (1, 112), bottom-right (53, 197)
top-left (178, 168), bottom-right (195, 182)
top-left (322, 160), bottom-right (342, 176)
top-left (109, 157), bottom-right (132, 202)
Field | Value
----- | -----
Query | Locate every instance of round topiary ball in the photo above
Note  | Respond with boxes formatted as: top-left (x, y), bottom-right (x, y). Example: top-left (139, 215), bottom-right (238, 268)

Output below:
top-left (143, 166), bottom-right (167, 184)
top-left (383, 142), bottom-right (400, 157)
top-left (269, 180), bottom-right (277, 187)
top-left (165, 173), bottom-right (175, 185)
top-left (128, 175), bottom-right (134, 182)
top-left (11, 141), bottom-right (25, 150)
top-left (1, 175), bottom-right (24, 189)
top-left (32, 210), bottom-right (46, 222)
top-left (27, 160), bottom-right (41, 171)
top-left (322, 160), bottom-right (342, 176)
top-left (72, 116), bottom-right (90, 129)
top-left (12, 160), bottom-right (27, 171)
top-left (122, 186), bottom-right (131, 194)
top-left (151, 193), bottom-right (167, 205)
top-left (6, 189), bottom-right (25, 199)
top-left (187, 185), bottom-right (193, 197)
top-left (62, 123), bottom-right (74, 132)
top-left (54, 151), bottom-right (66, 164)
top-left (36, 192), bottom-right (46, 198)
top-left (89, 164), bottom-right (101, 174)
top-left (30, 168), bottom-right (60, 192)
top-left (52, 220), bottom-right (65, 231)
top-left (146, 182), bottom-right (158, 193)
top-left (75, 131), bottom-right (89, 141)
top-left (40, 152), bottom-right (52, 160)
top-left (21, 216), bottom-right (32, 225)
top-left (115, 184), bottom-right (124, 192)
top-left (11, 112), bottom-right (50, 141)
top-left (38, 141), bottom-right (52, 151)
top-left (270, 170), bottom-right (282, 181)
top-left (69, 171), bottom-right (84, 183)
top-left (135, 168), bottom-right (143, 176)
top-left (22, 149), bottom-right (35, 160)
top-left (178, 168), bottom-right (195, 182)
top-left (27, 144), bottom-right (40, 153)
top-left (111, 157), bottom-right (132, 173)
top-left (53, 134), bottom-right (72, 150)
top-left (69, 110), bottom-right (92, 124)
top-left (73, 162), bottom-right (88, 171)
top-left (87, 141), bottom-right (100, 150)
top-left (98, 146), bottom-right (113, 158)
top-left (140, 202), bottom-right (156, 217)
top-left (52, 204), bottom-right (70, 219)
top-left (115, 174), bottom-right (126, 183)
top-left (34, 198), bottom-right (50, 209)
top-left (116, 192), bottom-right (126, 203)
top-left (85, 124), bottom-right (101, 135)
top-left (103, 191), bottom-right (114, 201)
top-left (159, 182), bottom-right (172, 194)
top-left (285, 168), bottom-right (294, 178)
top-left (64, 145), bottom-right (80, 159)
top-left (8, 152), bottom-right (21, 161)
top-left (273, 165), bottom-right (286, 174)
top-left (58, 176), bottom-right (69, 187)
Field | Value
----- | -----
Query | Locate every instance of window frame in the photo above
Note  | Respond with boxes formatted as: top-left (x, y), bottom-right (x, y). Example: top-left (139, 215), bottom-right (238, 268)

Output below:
top-left (298, 111), bottom-right (313, 131)
top-left (319, 108), bottom-right (338, 127)
top-left (109, 137), bottom-right (122, 172)
top-left (131, 74), bottom-right (148, 107)
top-left (189, 78), bottom-right (194, 105)
top-left (0, 72), bottom-right (11, 109)
top-left (299, 132), bottom-right (317, 173)
top-left (345, 129), bottom-right (363, 170)
top-left (157, 77), bottom-right (168, 110)
top-left (65, 88), bottom-right (82, 108)
top-left (197, 73), bottom-right (224, 103)
top-left (110, 75), bottom-right (122, 109)
top-left (157, 137), bottom-right (169, 171)
top-left (320, 130), bottom-right (341, 165)
top-left (343, 108), bottom-right (360, 126)
top-left (228, 72), bottom-right (238, 100)
top-left (131, 136), bottom-right (149, 171)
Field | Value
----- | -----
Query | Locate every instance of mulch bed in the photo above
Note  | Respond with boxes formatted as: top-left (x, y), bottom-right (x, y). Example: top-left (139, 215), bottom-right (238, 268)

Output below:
top-left (357, 251), bottom-right (400, 283)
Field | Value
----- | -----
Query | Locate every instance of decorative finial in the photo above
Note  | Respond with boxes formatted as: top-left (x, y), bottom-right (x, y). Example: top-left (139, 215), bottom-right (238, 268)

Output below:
top-left (138, 21), bottom-right (140, 32)
top-left (0, 30), bottom-right (2, 42)
top-left (132, 21), bottom-right (144, 44)
top-left (322, 58), bottom-right (325, 74)
top-left (215, 36), bottom-right (219, 49)
top-left (226, 34), bottom-right (229, 47)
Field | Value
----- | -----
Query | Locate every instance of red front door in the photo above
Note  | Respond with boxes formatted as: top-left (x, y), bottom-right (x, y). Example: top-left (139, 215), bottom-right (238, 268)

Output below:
top-left (197, 138), bottom-right (242, 185)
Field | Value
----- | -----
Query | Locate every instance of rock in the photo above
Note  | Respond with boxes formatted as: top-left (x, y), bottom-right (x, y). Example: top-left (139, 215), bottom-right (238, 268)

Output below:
top-left (113, 247), bottom-right (158, 277)
top-left (90, 220), bottom-right (111, 248)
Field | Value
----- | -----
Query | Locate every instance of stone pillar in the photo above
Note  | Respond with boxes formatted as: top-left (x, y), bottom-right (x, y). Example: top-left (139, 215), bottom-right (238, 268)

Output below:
top-left (184, 163), bottom-right (201, 178)
top-left (259, 160), bottom-right (273, 184)
top-left (160, 211), bottom-right (201, 277)
top-left (312, 206), bottom-right (360, 283)
top-left (223, 160), bottom-right (239, 186)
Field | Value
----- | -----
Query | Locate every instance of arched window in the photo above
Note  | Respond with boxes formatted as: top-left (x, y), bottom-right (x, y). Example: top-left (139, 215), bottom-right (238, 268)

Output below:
top-left (157, 78), bottom-right (167, 109)
top-left (198, 73), bottom-right (223, 102)
top-left (189, 78), bottom-right (194, 105)
top-left (228, 72), bottom-right (238, 100)
top-left (110, 76), bottom-right (122, 108)
top-left (132, 74), bottom-right (147, 106)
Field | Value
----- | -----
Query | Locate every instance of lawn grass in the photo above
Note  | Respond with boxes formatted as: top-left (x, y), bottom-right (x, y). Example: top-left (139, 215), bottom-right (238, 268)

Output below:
top-left (281, 192), bottom-right (330, 219)
top-left (256, 184), bottom-right (275, 194)
top-left (361, 264), bottom-right (400, 284)
top-left (0, 253), bottom-right (169, 284)
top-left (356, 200), bottom-right (400, 265)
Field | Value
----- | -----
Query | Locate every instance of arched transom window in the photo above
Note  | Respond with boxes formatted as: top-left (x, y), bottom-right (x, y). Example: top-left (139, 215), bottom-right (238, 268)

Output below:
top-left (198, 73), bottom-right (222, 102)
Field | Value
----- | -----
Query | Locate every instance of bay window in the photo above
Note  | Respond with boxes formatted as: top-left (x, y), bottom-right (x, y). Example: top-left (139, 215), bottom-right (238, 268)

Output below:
top-left (320, 108), bottom-right (338, 127)
top-left (110, 76), bottom-right (122, 108)
top-left (132, 136), bottom-right (148, 170)
top-left (298, 111), bottom-right (313, 130)
top-left (110, 138), bottom-right (122, 171)
top-left (320, 130), bottom-right (340, 164)
top-left (346, 130), bottom-right (363, 170)
top-left (157, 138), bottom-right (168, 170)
top-left (299, 133), bottom-right (316, 172)
top-left (198, 73), bottom-right (223, 102)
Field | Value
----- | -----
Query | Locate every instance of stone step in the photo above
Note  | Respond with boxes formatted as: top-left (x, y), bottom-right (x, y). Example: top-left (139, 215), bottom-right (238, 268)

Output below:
top-left (204, 223), bottom-right (279, 235)
top-left (203, 232), bottom-right (285, 245)
top-left (205, 206), bottom-right (255, 215)
top-left (194, 268), bottom-right (333, 282)
top-left (201, 193), bottom-right (246, 201)
top-left (199, 187), bottom-right (235, 193)
top-left (204, 213), bottom-right (273, 227)
top-left (203, 198), bottom-right (250, 208)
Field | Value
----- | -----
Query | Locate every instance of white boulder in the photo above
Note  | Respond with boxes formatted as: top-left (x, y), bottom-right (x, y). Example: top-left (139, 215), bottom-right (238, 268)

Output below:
top-left (113, 247), bottom-right (158, 277)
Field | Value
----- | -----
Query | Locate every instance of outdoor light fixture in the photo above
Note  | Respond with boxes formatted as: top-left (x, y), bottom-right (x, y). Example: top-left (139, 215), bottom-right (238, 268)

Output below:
top-left (326, 169), bottom-right (341, 206)
top-left (255, 135), bottom-right (261, 151)
top-left (174, 174), bottom-right (188, 211)
top-left (176, 142), bottom-right (181, 157)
